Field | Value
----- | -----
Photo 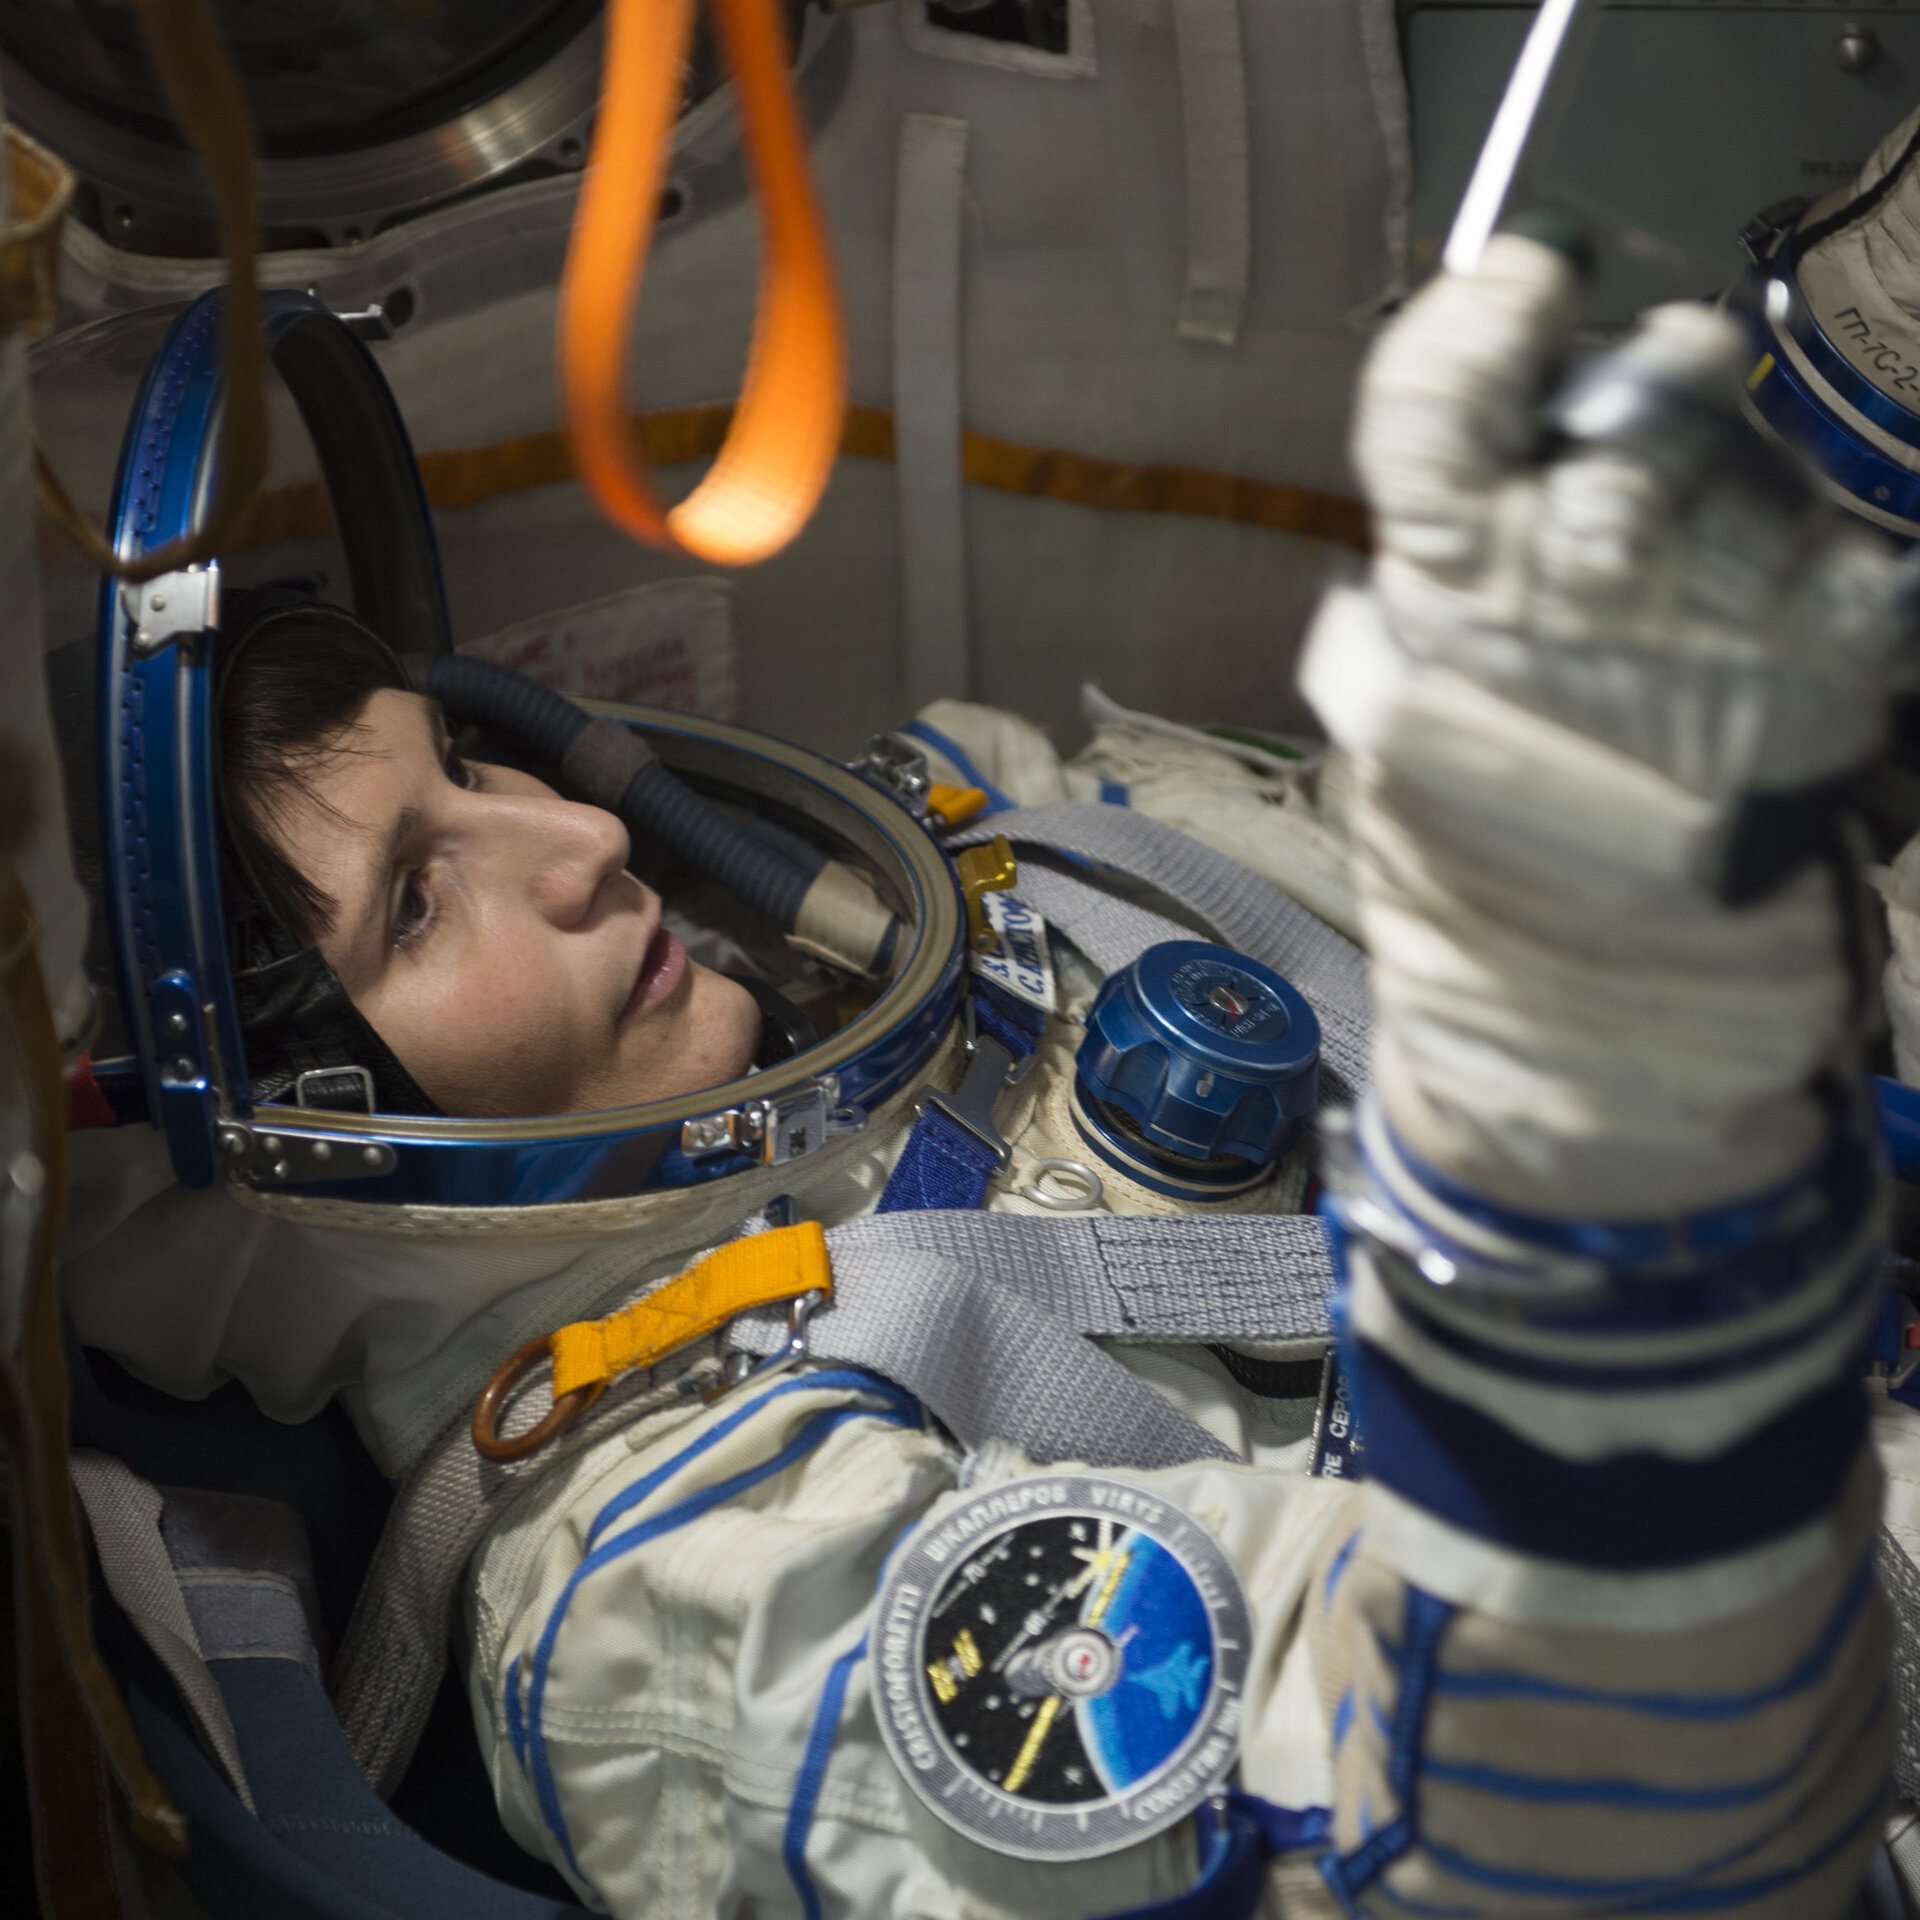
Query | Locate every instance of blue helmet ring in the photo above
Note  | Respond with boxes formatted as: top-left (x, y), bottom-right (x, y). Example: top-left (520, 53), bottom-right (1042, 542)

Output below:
top-left (95, 289), bottom-right (965, 1208)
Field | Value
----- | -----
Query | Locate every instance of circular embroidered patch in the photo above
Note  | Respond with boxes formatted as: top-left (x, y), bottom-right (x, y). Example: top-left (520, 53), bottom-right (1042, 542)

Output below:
top-left (872, 1473), bottom-right (1250, 1860)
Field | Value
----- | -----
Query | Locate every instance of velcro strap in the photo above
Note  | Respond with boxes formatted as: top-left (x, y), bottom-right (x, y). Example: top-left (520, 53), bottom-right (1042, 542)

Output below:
top-left (549, 1220), bottom-right (831, 1399)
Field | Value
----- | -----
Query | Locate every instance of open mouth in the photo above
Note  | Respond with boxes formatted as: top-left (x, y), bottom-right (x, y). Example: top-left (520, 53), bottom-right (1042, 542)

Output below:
top-left (623, 923), bottom-right (686, 1023)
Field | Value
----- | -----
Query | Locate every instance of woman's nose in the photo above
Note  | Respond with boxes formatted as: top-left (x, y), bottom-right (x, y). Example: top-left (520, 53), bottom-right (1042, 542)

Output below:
top-left (508, 795), bottom-right (633, 925)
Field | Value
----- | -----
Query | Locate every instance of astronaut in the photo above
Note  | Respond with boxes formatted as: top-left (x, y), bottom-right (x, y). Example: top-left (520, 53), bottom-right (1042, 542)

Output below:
top-left (50, 213), bottom-right (1914, 1920)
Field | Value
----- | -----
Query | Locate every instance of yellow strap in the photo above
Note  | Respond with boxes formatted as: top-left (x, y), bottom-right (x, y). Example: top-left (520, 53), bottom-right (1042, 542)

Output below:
top-left (550, 1220), bottom-right (831, 1399)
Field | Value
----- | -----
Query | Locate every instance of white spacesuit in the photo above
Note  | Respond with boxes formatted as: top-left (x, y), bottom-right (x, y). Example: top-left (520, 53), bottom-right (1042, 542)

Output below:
top-left (401, 237), bottom-right (1900, 1918)
top-left (63, 230), bottom-right (1913, 1918)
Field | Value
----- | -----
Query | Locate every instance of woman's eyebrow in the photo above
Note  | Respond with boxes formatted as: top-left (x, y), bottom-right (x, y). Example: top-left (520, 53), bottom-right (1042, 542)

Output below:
top-left (338, 698), bottom-right (446, 955)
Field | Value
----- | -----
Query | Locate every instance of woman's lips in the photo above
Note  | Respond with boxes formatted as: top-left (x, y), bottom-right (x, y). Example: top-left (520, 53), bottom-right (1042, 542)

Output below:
top-left (622, 925), bottom-right (686, 1023)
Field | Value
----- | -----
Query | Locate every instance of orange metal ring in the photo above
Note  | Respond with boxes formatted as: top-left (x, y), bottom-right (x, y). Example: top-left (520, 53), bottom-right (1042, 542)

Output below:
top-left (471, 1335), bottom-right (606, 1464)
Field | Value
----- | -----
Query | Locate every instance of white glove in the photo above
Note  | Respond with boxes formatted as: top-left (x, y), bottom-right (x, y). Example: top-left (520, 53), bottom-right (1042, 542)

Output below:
top-left (1303, 234), bottom-right (1915, 1216)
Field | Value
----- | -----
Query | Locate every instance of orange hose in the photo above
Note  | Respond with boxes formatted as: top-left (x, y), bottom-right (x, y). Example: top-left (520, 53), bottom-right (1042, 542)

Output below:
top-left (559, 0), bottom-right (846, 565)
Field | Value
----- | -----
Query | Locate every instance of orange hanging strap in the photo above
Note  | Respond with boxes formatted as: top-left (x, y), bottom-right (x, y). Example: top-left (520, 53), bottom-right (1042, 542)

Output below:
top-left (558, 0), bottom-right (846, 566)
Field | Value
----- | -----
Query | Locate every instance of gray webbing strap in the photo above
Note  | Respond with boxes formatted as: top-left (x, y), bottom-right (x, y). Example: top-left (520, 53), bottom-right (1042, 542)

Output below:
top-left (834, 1211), bottom-right (1335, 1340)
top-left (947, 803), bottom-right (1372, 1103)
top-left (69, 1451), bottom-right (256, 1812)
top-left (745, 1243), bottom-right (1236, 1472)
top-left (730, 1211), bottom-right (1333, 1471)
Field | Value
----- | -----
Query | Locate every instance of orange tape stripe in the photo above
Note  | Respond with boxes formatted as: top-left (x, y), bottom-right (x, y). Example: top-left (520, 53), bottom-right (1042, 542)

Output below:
top-left (42, 402), bottom-right (1367, 570)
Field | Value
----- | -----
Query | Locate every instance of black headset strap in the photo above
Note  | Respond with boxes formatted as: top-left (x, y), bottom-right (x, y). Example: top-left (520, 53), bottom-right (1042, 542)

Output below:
top-left (265, 301), bottom-right (452, 657)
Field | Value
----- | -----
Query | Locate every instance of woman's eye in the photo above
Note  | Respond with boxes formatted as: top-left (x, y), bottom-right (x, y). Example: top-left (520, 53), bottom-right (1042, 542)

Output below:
top-left (394, 873), bottom-right (433, 949)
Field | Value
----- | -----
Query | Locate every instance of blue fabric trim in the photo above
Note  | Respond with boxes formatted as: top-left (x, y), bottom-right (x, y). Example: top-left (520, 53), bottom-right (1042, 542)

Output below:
top-left (1234, 1793), bottom-right (1332, 1854)
top-left (1323, 1588), bottom-right (1455, 1903)
top-left (1100, 779), bottom-right (1129, 807)
top-left (783, 1637), bottom-right (867, 1920)
top-left (1325, 1529), bottom-right (1361, 1601)
top-left (1333, 1687), bottom-right (1355, 1749)
top-left (1364, 1244), bottom-right (1881, 1397)
top-left (503, 1658), bottom-right (527, 1769)
top-left (1417, 1683), bottom-right (1884, 1811)
top-left (1350, 1333), bottom-right (1868, 1570)
top-left (581, 1368), bottom-right (913, 1552)
top-left (877, 1104), bottom-right (1002, 1212)
top-left (1096, 1795), bottom-right (1263, 1919)
top-left (877, 982), bottom-right (1043, 1215)
top-left (1388, 1117), bottom-right (1865, 1273)
top-left (1359, 1120), bottom-right (1880, 1347)
top-left (1385, 1250), bottom-right (1880, 1402)
top-left (523, 1388), bottom-right (919, 1877)
top-left (1388, 1552), bottom-right (1874, 1719)
top-left (971, 976), bottom-right (1049, 1045)
top-left (900, 720), bottom-right (1017, 815)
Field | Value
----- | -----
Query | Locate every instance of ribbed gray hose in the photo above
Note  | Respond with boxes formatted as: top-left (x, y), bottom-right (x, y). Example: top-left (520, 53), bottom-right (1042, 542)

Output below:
top-left (428, 655), bottom-right (813, 928)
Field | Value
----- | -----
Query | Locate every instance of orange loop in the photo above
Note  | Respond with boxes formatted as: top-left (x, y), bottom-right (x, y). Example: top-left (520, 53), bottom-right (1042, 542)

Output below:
top-left (559, 0), bottom-right (845, 566)
top-left (471, 1335), bottom-right (606, 1464)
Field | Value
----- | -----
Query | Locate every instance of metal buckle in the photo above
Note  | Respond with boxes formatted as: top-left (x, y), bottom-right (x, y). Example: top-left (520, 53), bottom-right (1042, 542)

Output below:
top-left (294, 1065), bottom-right (375, 1114)
top-left (698, 1286), bottom-right (827, 1404)
top-left (681, 1074), bottom-right (866, 1165)
top-left (913, 1022), bottom-right (1025, 1171)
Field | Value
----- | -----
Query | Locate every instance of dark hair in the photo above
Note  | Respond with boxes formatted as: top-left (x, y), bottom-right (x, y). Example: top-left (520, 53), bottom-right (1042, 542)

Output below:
top-left (215, 613), bottom-right (408, 964)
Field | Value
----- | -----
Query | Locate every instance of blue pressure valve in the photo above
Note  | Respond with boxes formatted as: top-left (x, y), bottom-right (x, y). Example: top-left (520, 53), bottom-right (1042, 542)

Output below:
top-left (1073, 941), bottom-right (1320, 1197)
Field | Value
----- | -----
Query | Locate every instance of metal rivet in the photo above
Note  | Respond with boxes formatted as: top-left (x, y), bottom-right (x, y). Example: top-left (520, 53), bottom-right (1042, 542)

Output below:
top-left (167, 1011), bottom-right (189, 1033)
top-left (222, 1129), bottom-right (247, 1157)
top-left (149, 593), bottom-right (166, 611)
top-left (261, 1134), bottom-right (282, 1154)
top-left (174, 1057), bottom-right (193, 1079)
top-left (310, 1141), bottom-right (332, 1162)
top-left (1195, 1071), bottom-right (1215, 1099)
top-left (272, 1159), bottom-right (291, 1179)
top-left (10, 1152), bottom-right (45, 1197)
top-left (362, 1145), bottom-right (385, 1168)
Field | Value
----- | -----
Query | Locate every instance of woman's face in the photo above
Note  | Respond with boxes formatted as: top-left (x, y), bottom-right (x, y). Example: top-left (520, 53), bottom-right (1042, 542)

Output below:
top-left (267, 688), bottom-right (762, 1117)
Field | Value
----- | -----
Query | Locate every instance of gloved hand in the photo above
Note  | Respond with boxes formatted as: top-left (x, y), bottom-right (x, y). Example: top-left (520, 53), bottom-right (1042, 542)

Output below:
top-left (1303, 233), bottom-right (1915, 1216)
top-left (1301, 236), bottom-right (1905, 1920)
